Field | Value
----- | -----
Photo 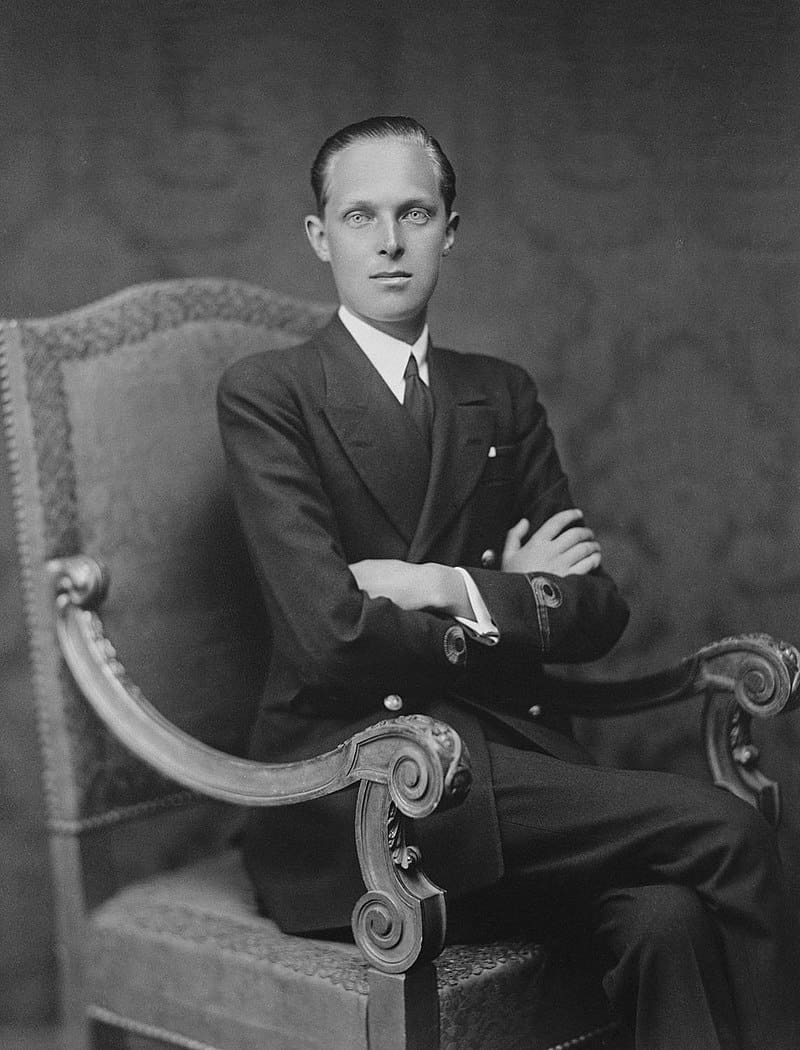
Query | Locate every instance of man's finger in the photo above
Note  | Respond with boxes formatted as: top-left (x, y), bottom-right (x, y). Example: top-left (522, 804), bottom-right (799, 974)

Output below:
top-left (503, 517), bottom-right (530, 556)
top-left (565, 551), bottom-right (603, 575)
top-left (563, 540), bottom-right (601, 564)
top-left (554, 526), bottom-right (595, 552)
top-left (533, 508), bottom-right (583, 541)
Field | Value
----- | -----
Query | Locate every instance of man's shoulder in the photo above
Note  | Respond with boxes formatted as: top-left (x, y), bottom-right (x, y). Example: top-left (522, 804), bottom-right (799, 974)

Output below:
top-left (217, 323), bottom-right (333, 401)
top-left (435, 345), bottom-right (537, 394)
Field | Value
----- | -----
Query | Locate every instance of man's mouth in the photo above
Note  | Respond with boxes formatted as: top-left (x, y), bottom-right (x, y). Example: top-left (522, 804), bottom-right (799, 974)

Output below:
top-left (371, 271), bottom-right (412, 280)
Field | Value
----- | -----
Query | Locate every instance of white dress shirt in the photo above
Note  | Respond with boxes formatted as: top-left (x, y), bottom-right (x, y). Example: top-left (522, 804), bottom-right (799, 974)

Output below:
top-left (338, 306), bottom-right (499, 645)
top-left (338, 305), bottom-right (430, 398)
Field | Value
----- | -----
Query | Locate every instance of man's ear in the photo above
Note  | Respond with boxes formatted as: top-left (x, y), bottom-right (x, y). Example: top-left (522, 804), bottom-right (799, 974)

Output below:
top-left (304, 214), bottom-right (330, 262)
top-left (443, 211), bottom-right (460, 255)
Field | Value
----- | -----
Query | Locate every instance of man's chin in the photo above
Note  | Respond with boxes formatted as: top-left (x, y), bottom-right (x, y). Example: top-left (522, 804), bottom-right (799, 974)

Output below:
top-left (349, 301), bottom-right (427, 325)
top-left (345, 304), bottom-right (428, 341)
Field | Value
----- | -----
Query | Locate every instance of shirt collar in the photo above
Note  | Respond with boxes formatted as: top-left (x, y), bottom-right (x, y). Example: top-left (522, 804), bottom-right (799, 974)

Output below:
top-left (338, 305), bottom-right (429, 397)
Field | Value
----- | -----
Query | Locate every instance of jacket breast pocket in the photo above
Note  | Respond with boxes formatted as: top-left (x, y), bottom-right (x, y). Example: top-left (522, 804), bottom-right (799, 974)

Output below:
top-left (480, 443), bottom-right (518, 486)
top-left (468, 443), bottom-right (520, 560)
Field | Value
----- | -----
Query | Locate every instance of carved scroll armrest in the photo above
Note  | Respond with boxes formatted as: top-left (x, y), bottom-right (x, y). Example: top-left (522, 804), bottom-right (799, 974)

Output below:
top-left (49, 554), bottom-right (472, 973)
top-left (539, 657), bottom-right (704, 718)
top-left (544, 634), bottom-right (800, 827)
top-left (543, 634), bottom-right (800, 720)
top-left (695, 634), bottom-right (799, 828)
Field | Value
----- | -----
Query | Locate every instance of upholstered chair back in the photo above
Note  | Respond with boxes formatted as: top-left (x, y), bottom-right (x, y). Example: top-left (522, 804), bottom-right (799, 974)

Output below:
top-left (1, 279), bottom-right (330, 864)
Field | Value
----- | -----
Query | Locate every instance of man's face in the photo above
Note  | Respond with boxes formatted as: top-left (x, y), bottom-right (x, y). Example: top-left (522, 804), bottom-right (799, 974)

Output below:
top-left (305, 137), bottom-right (458, 342)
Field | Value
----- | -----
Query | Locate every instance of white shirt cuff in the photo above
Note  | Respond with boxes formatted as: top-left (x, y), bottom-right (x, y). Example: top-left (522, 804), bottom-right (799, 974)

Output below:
top-left (454, 567), bottom-right (500, 646)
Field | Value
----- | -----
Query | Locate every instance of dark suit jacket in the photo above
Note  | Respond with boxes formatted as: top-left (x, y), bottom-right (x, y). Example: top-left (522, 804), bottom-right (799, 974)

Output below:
top-left (217, 315), bottom-right (629, 932)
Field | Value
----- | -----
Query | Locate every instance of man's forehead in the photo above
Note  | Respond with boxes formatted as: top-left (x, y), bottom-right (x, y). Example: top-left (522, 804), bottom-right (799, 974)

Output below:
top-left (325, 137), bottom-right (441, 205)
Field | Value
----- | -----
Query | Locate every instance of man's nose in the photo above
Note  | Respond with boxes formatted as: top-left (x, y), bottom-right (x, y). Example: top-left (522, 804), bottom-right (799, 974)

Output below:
top-left (378, 220), bottom-right (404, 258)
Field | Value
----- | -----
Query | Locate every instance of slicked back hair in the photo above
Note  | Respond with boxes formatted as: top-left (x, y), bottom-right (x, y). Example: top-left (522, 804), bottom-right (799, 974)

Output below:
top-left (310, 116), bottom-right (456, 216)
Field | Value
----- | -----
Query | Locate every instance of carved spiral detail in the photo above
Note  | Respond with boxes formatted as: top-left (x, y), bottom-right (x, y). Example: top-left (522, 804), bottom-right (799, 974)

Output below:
top-left (351, 890), bottom-right (405, 965)
top-left (388, 742), bottom-right (441, 820)
top-left (393, 752), bottom-right (428, 799)
top-left (734, 655), bottom-right (785, 718)
top-left (48, 554), bottom-right (109, 610)
top-left (701, 634), bottom-right (800, 718)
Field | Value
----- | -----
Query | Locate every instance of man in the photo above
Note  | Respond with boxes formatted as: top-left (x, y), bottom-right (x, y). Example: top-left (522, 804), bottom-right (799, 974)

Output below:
top-left (218, 116), bottom-right (800, 1049)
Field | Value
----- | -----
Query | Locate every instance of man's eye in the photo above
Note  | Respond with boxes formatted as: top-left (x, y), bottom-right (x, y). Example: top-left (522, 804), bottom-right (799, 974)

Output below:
top-left (346, 212), bottom-right (370, 226)
top-left (404, 209), bottom-right (430, 224)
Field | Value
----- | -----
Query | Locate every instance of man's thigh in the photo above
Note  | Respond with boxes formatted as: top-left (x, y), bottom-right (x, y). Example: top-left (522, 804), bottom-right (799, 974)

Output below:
top-left (485, 740), bottom-right (755, 895)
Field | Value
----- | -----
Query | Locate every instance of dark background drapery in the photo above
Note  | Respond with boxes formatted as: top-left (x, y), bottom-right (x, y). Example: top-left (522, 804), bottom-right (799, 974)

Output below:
top-left (2, 0), bottom-right (800, 1022)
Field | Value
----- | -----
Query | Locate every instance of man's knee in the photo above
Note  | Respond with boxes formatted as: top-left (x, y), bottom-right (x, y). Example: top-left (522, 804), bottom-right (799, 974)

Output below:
top-left (702, 790), bottom-right (780, 876)
top-left (621, 884), bottom-right (711, 955)
top-left (597, 884), bottom-right (718, 1010)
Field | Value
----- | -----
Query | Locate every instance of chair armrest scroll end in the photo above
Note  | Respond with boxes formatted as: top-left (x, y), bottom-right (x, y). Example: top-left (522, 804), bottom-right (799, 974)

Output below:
top-left (358, 713), bottom-right (471, 818)
top-left (699, 633), bottom-right (800, 828)
top-left (349, 713), bottom-right (472, 974)
top-left (697, 633), bottom-right (800, 719)
top-left (48, 554), bottom-right (110, 610)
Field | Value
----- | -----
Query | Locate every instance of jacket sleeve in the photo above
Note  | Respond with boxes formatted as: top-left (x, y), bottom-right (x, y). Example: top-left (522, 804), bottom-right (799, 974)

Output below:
top-left (217, 357), bottom-right (468, 704)
top-left (463, 363), bottom-right (629, 663)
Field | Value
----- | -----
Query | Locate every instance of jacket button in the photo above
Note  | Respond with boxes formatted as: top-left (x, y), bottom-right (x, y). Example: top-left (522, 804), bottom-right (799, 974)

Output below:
top-left (481, 548), bottom-right (497, 568)
top-left (528, 704), bottom-right (542, 719)
top-left (383, 694), bottom-right (404, 712)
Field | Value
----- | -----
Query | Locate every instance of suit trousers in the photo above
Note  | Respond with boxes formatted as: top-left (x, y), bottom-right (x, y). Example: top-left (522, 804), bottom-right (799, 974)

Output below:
top-left (441, 730), bottom-right (800, 1050)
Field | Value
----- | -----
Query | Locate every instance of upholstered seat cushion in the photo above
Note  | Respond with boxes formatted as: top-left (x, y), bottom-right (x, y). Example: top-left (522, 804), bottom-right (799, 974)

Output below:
top-left (85, 850), bottom-right (617, 1050)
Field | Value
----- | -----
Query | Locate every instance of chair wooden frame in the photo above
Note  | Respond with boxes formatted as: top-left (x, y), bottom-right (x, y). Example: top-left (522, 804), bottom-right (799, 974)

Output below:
top-left (49, 551), bottom-right (800, 1049)
top-left (3, 278), bottom-right (799, 1050)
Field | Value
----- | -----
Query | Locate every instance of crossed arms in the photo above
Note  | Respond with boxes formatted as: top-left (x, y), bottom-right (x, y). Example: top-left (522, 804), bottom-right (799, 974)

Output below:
top-left (217, 349), bottom-right (628, 703)
top-left (350, 508), bottom-right (602, 617)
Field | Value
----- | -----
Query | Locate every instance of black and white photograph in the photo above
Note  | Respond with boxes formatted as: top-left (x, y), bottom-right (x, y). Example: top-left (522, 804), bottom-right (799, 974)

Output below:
top-left (2, 3), bottom-right (800, 1048)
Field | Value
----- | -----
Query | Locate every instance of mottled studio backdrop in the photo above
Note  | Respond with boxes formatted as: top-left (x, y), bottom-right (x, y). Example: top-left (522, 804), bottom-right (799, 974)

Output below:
top-left (2, 0), bottom-right (800, 1023)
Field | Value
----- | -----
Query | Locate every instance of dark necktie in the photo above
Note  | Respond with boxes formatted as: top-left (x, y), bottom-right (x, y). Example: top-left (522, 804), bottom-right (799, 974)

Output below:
top-left (403, 352), bottom-right (434, 449)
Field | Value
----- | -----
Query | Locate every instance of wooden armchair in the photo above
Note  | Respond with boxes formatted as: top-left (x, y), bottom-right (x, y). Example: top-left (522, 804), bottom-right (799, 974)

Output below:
top-left (2, 279), bottom-right (798, 1050)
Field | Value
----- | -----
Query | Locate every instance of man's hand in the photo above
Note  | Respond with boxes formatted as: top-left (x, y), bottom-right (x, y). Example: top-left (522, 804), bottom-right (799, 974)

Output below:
top-left (502, 509), bottom-right (602, 576)
top-left (349, 559), bottom-right (474, 617)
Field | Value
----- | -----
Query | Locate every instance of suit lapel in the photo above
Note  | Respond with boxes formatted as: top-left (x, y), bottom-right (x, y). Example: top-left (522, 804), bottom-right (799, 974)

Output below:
top-left (319, 317), bottom-right (430, 544)
top-left (408, 345), bottom-right (495, 562)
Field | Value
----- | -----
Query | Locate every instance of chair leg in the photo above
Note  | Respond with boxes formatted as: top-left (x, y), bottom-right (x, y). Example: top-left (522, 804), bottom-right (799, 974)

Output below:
top-left (367, 965), bottom-right (439, 1050)
top-left (59, 1014), bottom-right (91, 1050)
top-left (60, 1015), bottom-right (126, 1050)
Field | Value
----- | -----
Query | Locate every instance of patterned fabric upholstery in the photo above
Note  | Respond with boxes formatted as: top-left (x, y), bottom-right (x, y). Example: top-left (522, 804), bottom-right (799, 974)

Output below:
top-left (1, 280), bottom-right (330, 825)
top-left (87, 850), bottom-right (618, 1050)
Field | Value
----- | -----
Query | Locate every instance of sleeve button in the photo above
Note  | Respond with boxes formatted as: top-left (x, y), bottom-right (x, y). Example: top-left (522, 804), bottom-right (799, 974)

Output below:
top-left (528, 704), bottom-right (542, 718)
top-left (383, 694), bottom-right (404, 712)
top-left (480, 548), bottom-right (497, 568)
top-left (443, 625), bottom-right (467, 666)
